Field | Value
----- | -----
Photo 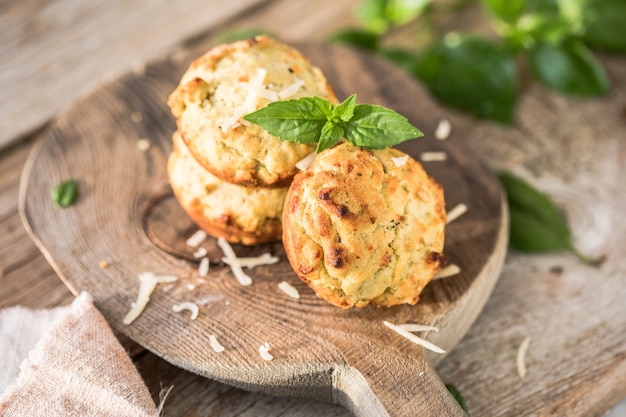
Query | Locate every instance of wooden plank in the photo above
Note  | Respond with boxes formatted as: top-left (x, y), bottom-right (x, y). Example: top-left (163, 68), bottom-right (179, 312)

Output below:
top-left (0, 0), bottom-right (266, 150)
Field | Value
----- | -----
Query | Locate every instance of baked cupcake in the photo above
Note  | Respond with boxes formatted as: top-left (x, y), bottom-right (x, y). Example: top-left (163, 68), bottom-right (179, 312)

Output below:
top-left (168, 35), bottom-right (337, 188)
top-left (168, 132), bottom-right (287, 245)
top-left (282, 142), bottom-right (446, 308)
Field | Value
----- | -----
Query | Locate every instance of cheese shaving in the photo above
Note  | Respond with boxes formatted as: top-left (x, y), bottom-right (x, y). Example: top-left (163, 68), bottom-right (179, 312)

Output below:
top-left (209, 334), bottom-right (225, 353)
top-left (123, 273), bottom-right (177, 325)
top-left (193, 247), bottom-right (207, 258)
top-left (278, 281), bottom-right (300, 299)
top-left (517, 336), bottom-right (531, 378)
top-left (435, 118), bottom-right (451, 140)
top-left (295, 152), bottom-right (316, 171)
top-left (221, 252), bottom-right (279, 268)
top-left (383, 320), bottom-right (446, 354)
top-left (432, 264), bottom-right (461, 280)
top-left (172, 302), bottom-right (199, 320)
top-left (420, 151), bottom-right (448, 162)
top-left (217, 237), bottom-right (253, 286)
top-left (198, 257), bottom-right (210, 277)
top-left (259, 342), bottom-right (273, 361)
top-left (446, 203), bottom-right (468, 224)
top-left (391, 155), bottom-right (409, 167)
top-left (278, 79), bottom-right (305, 99)
top-left (136, 139), bottom-right (151, 151)
top-left (186, 230), bottom-right (207, 247)
top-left (398, 323), bottom-right (439, 333)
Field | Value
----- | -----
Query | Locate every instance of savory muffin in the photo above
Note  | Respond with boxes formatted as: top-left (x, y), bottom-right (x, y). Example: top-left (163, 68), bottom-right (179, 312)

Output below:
top-left (168, 35), bottom-right (337, 188)
top-left (282, 142), bottom-right (446, 308)
top-left (168, 132), bottom-right (287, 245)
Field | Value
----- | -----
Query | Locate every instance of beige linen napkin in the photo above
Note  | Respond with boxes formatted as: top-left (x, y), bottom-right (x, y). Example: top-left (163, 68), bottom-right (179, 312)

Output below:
top-left (0, 293), bottom-right (159, 417)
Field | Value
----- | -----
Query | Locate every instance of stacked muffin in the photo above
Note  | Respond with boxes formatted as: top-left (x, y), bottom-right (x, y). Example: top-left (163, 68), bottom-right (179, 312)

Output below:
top-left (166, 36), bottom-right (337, 245)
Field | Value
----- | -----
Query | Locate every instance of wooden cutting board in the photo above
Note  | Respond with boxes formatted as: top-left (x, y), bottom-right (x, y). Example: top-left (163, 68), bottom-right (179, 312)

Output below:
top-left (19, 43), bottom-right (507, 416)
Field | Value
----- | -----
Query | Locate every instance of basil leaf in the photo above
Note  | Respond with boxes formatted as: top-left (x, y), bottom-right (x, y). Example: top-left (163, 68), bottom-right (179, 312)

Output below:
top-left (481, 0), bottom-right (525, 24)
top-left (414, 36), bottom-right (518, 124)
top-left (344, 104), bottom-right (423, 148)
top-left (445, 384), bottom-right (469, 415)
top-left (243, 97), bottom-right (331, 143)
top-left (52, 179), bottom-right (78, 209)
top-left (356, 0), bottom-right (431, 33)
top-left (317, 121), bottom-right (344, 152)
top-left (578, 0), bottom-right (626, 52)
top-left (329, 28), bottom-right (381, 52)
top-left (333, 94), bottom-right (357, 123)
top-left (499, 173), bottom-right (604, 265)
top-left (529, 41), bottom-right (610, 96)
top-left (357, 0), bottom-right (392, 33)
top-left (380, 48), bottom-right (421, 74)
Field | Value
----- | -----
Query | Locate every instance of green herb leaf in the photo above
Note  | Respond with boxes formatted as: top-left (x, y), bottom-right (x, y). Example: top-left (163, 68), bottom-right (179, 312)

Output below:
top-left (445, 383), bottom-right (469, 415)
top-left (577, 0), bottom-right (626, 52)
top-left (244, 95), bottom-right (423, 152)
top-left (52, 179), bottom-right (78, 209)
top-left (482, 0), bottom-right (525, 24)
top-left (329, 28), bottom-right (381, 52)
top-left (414, 35), bottom-right (518, 124)
top-left (242, 96), bottom-right (331, 144)
top-left (529, 40), bottom-right (610, 96)
top-left (499, 172), bottom-right (604, 265)
top-left (357, 0), bottom-right (432, 33)
top-left (344, 104), bottom-right (423, 148)
top-left (380, 48), bottom-right (421, 74)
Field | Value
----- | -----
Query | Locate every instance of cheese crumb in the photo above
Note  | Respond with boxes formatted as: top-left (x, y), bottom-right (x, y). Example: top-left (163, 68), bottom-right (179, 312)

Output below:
top-left (517, 336), bottom-right (531, 378)
top-left (193, 247), bottom-right (208, 258)
top-left (420, 151), bottom-right (447, 162)
top-left (391, 155), bottom-right (409, 167)
top-left (186, 230), bottom-right (207, 247)
top-left (383, 320), bottom-right (446, 354)
top-left (221, 252), bottom-right (279, 269)
top-left (131, 112), bottom-right (143, 123)
top-left (172, 302), bottom-right (199, 320)
top-left (278, 79), bottom-right (305, 99)
top-left (198, 257), bottom-right (210, 277)
top-left (209, 334), bottom-right (225, 353)
top-left (295, 152), bottom-right (316, 171)
top-left (278, 281), bottom-right (300, 299)
top-left (123, 273), bottom-right (177, 325)
top-left (99, 260), bottom-right (109, 269)
top-left (136, 139), bottom-right (151, 151)
top-left (259, 342), bottom-right (273, 361)
top-left (433, 264), bottom-right (461, 280)
top-left (217, 238), bottom-right (253, 286)
top-left (446, 203), bottom-right (468, 224)
top-left (435, 118), bottom-right (451, 140)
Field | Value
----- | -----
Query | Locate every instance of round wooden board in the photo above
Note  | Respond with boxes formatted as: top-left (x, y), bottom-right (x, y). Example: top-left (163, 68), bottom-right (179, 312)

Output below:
top-left (20, 43), bottom-right (507, 417)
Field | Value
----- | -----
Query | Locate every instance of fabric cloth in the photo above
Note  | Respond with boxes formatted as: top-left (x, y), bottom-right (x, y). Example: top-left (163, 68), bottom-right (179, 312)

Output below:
top-left (0, 293), bottom-right (159, 417)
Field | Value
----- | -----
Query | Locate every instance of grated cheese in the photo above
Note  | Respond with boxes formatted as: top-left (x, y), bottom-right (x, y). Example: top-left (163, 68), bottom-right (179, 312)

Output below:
top-left (193, 247), bottom-right (208, 258)
top-left (446, 203), bottom-right (468, 224)
top-left (209, 334), bottom-right (225, 353)
top-left (433, 264), bottom-right (461, 280)
top-left (136, 139), bottom-right (151, 151)
top-left (295, 152), bottom-right (316, 171)
top-left (123, 273), bottom-right (177, 325)
top-left (217, 238), bottom-right (253, 286)
top-left (186, 230), bottom-right (207, 247)
top-left (278, 79), bottom-right (305, 99)
top-left (420, 151), bottom-right (448, 162)
top-left (278, 281), bottom-right (300, 299)
top-left (172, 302), bottom-right (199, 320)
top-left (383, 320), bottom-right (446, 354)
top-left (398, 323), bottom-right (439, 333)
top-left (259, 342), bottom-right (273, 361)
top-left (435, 118), bottom-right (451, 140)
top-left (198, 257), bottom-right (210, 277)
top-left (517, 336), bottom-right (531, 378)
top-left (391, 155), bottom-right (409, 167)
top-left (221, 252), bottom-right (279, 268)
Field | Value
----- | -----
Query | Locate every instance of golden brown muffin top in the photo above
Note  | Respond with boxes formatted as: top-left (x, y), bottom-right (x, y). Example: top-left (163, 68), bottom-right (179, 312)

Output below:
top-left (282, 142), bottom-right (446, 308)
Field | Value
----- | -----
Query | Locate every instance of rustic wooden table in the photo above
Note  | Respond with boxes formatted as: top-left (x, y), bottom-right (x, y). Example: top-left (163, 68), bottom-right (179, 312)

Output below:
top-left (2, 1), bottom-right (625, 416)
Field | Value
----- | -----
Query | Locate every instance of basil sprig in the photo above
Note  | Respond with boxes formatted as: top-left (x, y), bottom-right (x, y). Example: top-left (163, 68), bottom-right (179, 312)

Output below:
top-left (243, 94), bottom-right (423, 152)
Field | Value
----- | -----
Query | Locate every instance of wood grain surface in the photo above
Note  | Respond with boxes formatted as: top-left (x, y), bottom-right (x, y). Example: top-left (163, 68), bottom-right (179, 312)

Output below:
top-left (19, 43), bottom-right (507, 416)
